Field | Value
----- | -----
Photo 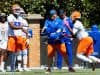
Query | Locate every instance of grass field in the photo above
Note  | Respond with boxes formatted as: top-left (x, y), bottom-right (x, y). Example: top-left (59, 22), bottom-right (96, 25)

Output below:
top-left (0, 69), bottom-right (100, 75)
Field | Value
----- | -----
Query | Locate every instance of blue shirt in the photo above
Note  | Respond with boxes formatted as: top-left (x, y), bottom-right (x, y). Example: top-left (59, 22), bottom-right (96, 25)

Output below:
top-left (44, 17), bottom-right (64, 44)
top-left (61, 17), bottom-right (73, 42)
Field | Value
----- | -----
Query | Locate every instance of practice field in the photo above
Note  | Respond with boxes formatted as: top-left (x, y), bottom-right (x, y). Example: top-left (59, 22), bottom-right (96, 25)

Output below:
top-left (0, 69), bottom-right (100, 75)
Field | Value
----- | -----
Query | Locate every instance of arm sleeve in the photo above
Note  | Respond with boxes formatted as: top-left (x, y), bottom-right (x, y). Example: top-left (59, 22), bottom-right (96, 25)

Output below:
top-left (25, 20), bottom-right (29, 27)
top-left (43, 20), bottom-right (49, 29)
top-left (56, 21), bottom-right (63, 33)
top-left (23, 20), bottom-right (29, 30)
top-left (73, 21), bottom-right (83, 34)
top-left (73, 26), bottom-right (79, 34)
top-left (7, 15), bottom-right (14, 23)
top-left (42, 20), bottom-right (51, 34)
top-left (69, 18), bottom-right (73, 29)
top-left (54, 21), bottom-right (65, 38)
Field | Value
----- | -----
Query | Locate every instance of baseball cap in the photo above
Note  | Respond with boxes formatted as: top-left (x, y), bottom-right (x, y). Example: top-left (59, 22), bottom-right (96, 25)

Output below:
top-left (59, 9), bottom-right (65, 15)
top-left (49, 9), bottom-right (57, 16)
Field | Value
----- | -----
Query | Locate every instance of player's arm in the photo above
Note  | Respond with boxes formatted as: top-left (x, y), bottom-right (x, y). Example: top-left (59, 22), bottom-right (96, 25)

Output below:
top-left (64, 19), bottom-right (73, 34)
top-left (41, 20), bottom-right (50, 36)
top-left (73, 27), bottom-right (79, 35)
top-left (22, 20), bottom-right (29, 38)
top-left (64, 25), bottom-right (73, 37)
top-left (73, 22), bottom-right (82, 35)
top-left (23, 28), bottom-right (28, 39)
top-left (67, 25), bottom-right (73, 34)
top-left (55, 21), bottom-right (63, 37)
top-left (8, 22), bottom-right (23, 29)
top-left (41, 20), bottom-right (48, 33)
top-left (41, 27), bottom-right (46, 33)
top-left (56, 22), bottom-right (62, 34)
top-left (7, 16), bottom-right (23, 29)
top-left (62, 28), bottom-right (73, 37)
top-left (22, 28), bottom-right (28, 38)
top-left (22, 28), bottom-right (28, 34)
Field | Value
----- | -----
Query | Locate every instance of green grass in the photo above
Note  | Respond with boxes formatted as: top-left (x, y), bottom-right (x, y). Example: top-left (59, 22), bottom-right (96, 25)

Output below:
top-left (0, 69), bottom-right (100, 75)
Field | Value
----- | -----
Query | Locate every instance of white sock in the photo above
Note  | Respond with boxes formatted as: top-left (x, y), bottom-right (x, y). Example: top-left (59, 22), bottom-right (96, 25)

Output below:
top-left (17, 54), bottom-right (22, 69)
top-left (77, 54), bottom-right (93, 63)
top-left (0, 63), bottom-right (1, 68)
top-left (17, 55), bottom-right (22, 61)
top-left (18, 63), bottom-right (22, 69)
top-left (0, 62), bottom-right (4, 70)
top-left (23, 65), bottom-right (27, 69)
top-left (23, 55), bottom-right (28, 69)
top-left (88, 56), bottom-right (100, 63)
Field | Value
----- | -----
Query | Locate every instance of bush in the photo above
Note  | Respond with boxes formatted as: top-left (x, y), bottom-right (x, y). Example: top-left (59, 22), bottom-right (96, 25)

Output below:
top-left (0, 0), bottom-right (100, 26)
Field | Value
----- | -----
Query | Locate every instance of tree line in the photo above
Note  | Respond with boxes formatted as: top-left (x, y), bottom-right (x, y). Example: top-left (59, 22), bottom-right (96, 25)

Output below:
top-left (0, 0), bottom-right (100, 27)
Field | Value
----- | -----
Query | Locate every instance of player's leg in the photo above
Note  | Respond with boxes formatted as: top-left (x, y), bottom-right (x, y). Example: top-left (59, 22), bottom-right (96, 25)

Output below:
top-left (86, 38), bottom-right (100, 63)
top-left (46, 44), bottom-right (55, 73)
top-left (16, 36), bottom-right (24, 71)
top-left (57, 43), bottom-right (67, 63)
top-left (88, 55), bottom-right (100, 71)
top-left (77, 37), bottom-right (93, 63)
top-left (77, 37), bottom-right (96, 71)
top-left (16, 51), bottom-right (23, 71)
top-left (77, 54), bottom-right (92, 63)
top-left (88, 56), bottom-right (100, 63)
top-left (86, 37), bottom-right (97, 71)
top-left (7, 36), bottom-right (16, 72)
top-left (58, 43), bottom-right (67, 59)
top-left (58, 43), bottom-right (75, 72)
top-left (65, 41), bottom-right (75, 72)
top-left (0, 49), bottom-right (7, 72)
top-left (0, 49), bottom-right (4, 72)
top-left (22, 49), bottom-right (29, 71)
top-left (10, 53), bottom-right (16, 72)
top-left (0, 41), bottom-right (8, 72)
top-left (21, 38), bottom-right (29, 71)
top-left (56, 51), bottom-right (63, 69)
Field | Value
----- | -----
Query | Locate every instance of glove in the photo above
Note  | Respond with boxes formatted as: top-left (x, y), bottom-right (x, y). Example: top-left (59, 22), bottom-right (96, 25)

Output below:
top-left (49, 33), bottom-right (59, 40)
top-left (40, 32), bottom-right (48, 36)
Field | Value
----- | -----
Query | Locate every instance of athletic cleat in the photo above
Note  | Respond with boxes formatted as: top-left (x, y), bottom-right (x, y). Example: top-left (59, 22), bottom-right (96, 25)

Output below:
top-left (91, 63), bottom-right (96, 71)
top-left (16, 68), bottom-right (23, 72)
top-left (45, 68), bottom-right (51, 74)
top-left (0, 69), bottom-right (6, 72)
top-left (68, 67), bottom-right (75, 72)
top-left (23, 68), bottom-right (31, 71)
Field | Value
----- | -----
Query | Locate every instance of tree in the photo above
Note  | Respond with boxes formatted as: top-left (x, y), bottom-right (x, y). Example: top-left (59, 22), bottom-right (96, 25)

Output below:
top-left (0, 0), bottom-right (100, 26)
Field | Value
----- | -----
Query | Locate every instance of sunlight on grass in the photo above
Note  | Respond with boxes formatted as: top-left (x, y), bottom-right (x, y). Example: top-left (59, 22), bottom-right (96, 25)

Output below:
top-left (0, 69), bottom-right (100, 75)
